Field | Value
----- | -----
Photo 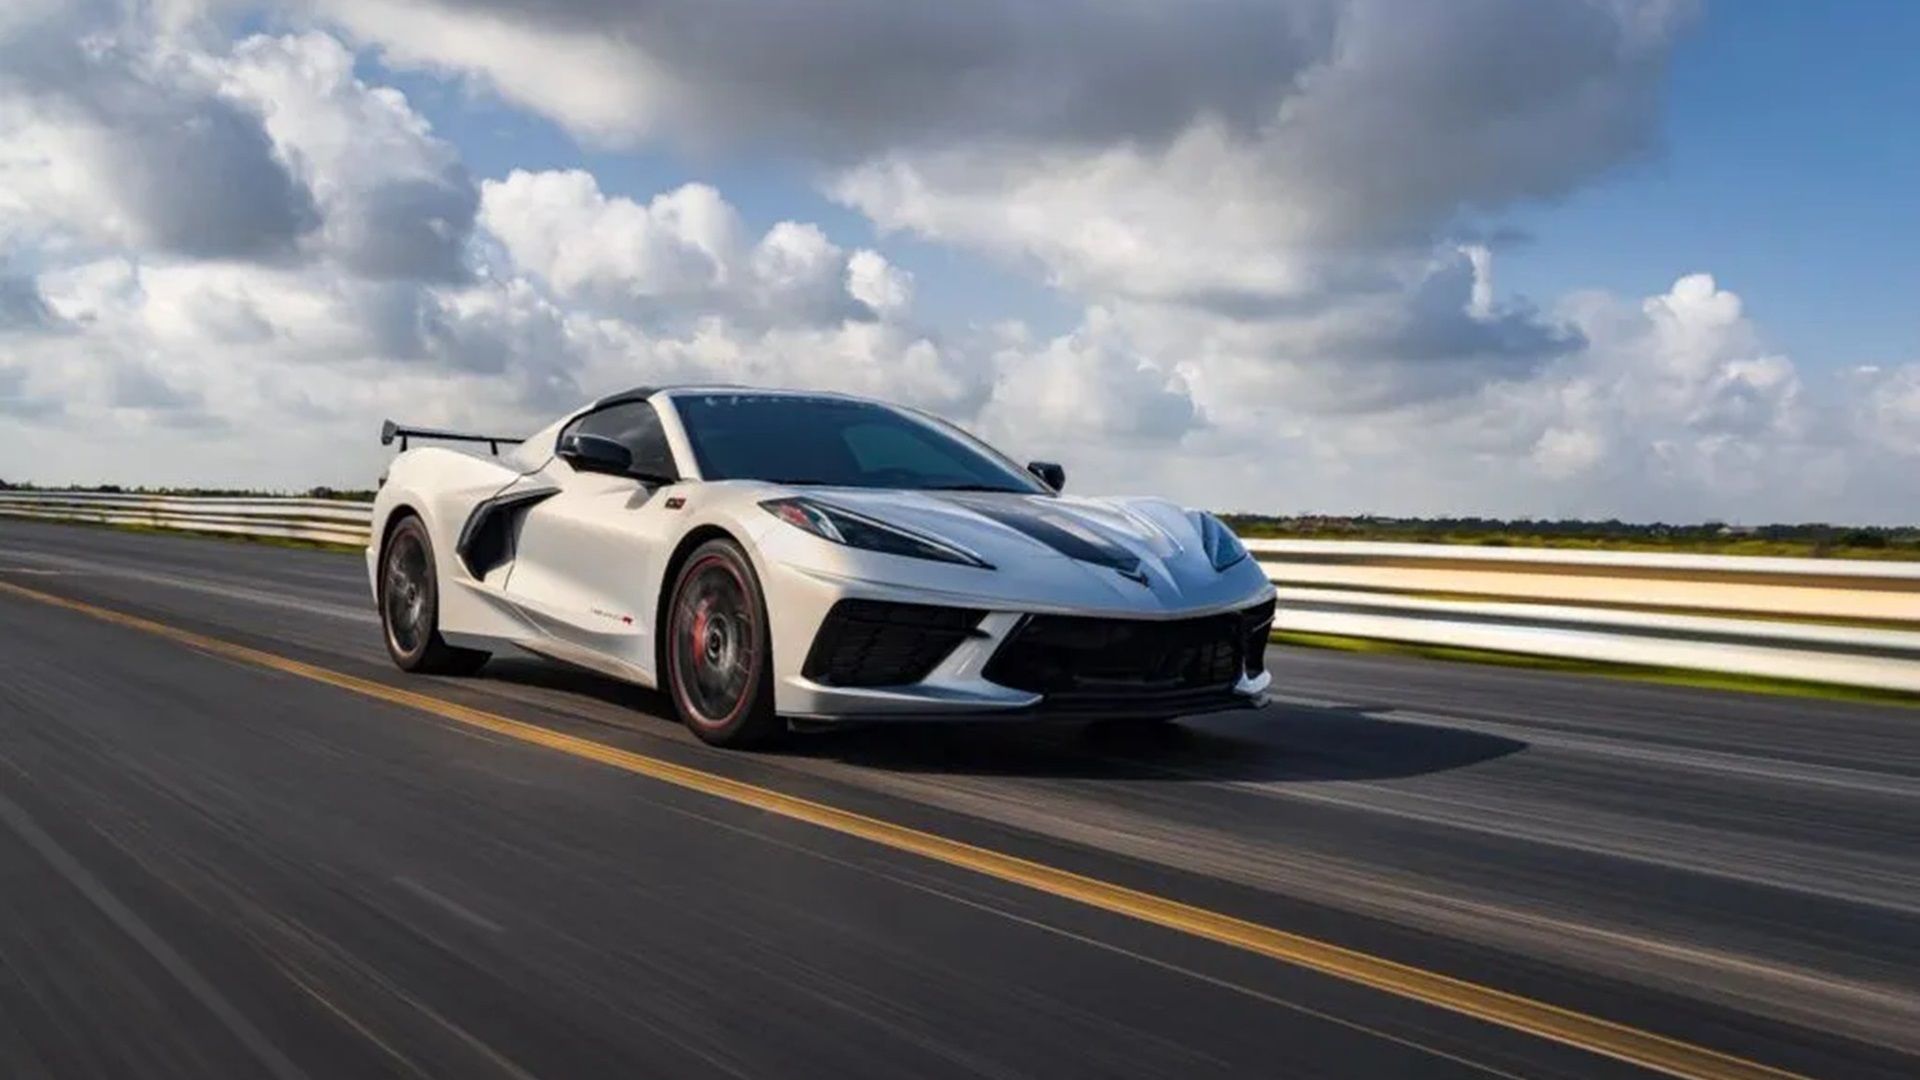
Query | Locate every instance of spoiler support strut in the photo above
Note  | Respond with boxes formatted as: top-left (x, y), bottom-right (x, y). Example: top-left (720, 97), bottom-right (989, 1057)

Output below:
top-left (380, 419), bottom-right (525, 457)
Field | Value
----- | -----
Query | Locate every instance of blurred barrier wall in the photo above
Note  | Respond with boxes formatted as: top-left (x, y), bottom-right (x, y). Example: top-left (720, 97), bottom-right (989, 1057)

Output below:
top-left (0, 490), bottom-right (374, 547)
top-left (1249, 540), bottom-right (1920, 693)
top-left (4, 492), bottom-right (1917, 692)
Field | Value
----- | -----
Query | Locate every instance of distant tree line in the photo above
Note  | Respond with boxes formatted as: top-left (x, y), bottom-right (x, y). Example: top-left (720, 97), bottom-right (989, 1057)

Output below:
top-left (0, 479), bottom-right (377, 503)
top-left (1219, 513), bottom-right (1920, 559)
top-left (3, 478), bottom-right (1913, 558)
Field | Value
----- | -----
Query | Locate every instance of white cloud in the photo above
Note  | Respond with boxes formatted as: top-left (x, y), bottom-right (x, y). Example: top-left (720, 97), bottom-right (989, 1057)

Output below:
top-left (3, 1), bottom-right (1915, 525)
top-left (0, 5), bottom-right (320, 258)
top-left (1859, 366), bottom-right (1920, 457)
top-left (216, 31), bottom-right (478, 281)
top-left (317, 0), bottom-right (667, 146)
top-left (319, 0), bottom-right (1343, 153)
top-left (845, 250), bottom-right (912, 319)
top-left (478, 168), bottom-right (908, 327)
top-left (478, 170), bottom-right (741, 305)
top-left (977, 314), bottom-right (1202, 449)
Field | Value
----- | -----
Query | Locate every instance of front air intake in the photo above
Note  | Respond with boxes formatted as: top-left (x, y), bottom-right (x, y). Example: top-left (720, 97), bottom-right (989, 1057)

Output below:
top-left (983, 598), bottom-right (1275, 704)
top-left (983, 610), bottom-right (1243, 697)
top-left (802, 600), bottom-right (985, 687)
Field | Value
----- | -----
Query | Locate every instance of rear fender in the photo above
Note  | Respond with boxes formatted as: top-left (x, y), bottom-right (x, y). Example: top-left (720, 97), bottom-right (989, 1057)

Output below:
top-left (370, 448), bottom-right (536, 643)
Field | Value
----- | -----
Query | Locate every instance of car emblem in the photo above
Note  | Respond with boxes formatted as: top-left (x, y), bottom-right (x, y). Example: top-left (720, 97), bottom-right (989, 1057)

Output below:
top-left (1116, 565), bottom-right (1151, 587)
top-left (664, 496), bottom-right (686, 510)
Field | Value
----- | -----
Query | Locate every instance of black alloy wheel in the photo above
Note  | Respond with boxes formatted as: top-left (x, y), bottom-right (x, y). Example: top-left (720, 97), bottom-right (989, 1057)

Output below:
top-left (666, 539), bottom-right (780, 747)
top-left (379, 515), bottom-right (490, 675)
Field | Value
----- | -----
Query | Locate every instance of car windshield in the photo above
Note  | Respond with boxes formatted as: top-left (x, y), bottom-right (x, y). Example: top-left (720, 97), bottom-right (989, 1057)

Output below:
top-left (672, 393), bottom-right (1046, 493)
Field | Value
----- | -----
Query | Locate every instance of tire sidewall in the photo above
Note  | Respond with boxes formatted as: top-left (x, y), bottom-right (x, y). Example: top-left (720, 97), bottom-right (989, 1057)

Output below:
top-left (667, 539), bottom-right (776, 745)
top-left (381, 516), bottom-right (439, 670)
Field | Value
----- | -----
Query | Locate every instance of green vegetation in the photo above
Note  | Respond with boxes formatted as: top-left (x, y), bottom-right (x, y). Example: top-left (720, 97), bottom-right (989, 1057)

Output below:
top-left (0, 479), bottom-right (376, 503)
top-left (1271, 630), bottom-right (1920, 707)
top-left (1223, 514), bottom-right (1920, 561)
top-left (8, 481), bottom-right (1917, 561)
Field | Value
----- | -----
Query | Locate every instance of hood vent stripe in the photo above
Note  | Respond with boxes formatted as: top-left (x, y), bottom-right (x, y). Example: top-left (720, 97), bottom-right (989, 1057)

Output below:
top-left (937, 496), bottom-right (1143, 576)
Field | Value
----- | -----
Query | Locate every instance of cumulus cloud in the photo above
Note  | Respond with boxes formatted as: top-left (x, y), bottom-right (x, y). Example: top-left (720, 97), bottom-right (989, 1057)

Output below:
top-left (0, 271), bottom-right (59, 331)
top-left (319, 0), bottom-right (1342, 152)
top-left (845, 250), bottom-right (912, 319)
top-left (978, 316), bottom-right (1201, 448)
top-left (0, 3), bottom-right (320, 258)
top-left (477, 170), bottom-right (740, 304)
top-left (217, 31), bottom-right (479, 281)
top-left (3, 0), bottom-right (1914, 525)
top-left (312, 0), bottom-right (1695, 470)
top-left (334, 0), bottom-right (1680, 288)
top-left (478, 168), bottom-right (910, 327)
top-left (1858, 366), bottom-right (1920, 457)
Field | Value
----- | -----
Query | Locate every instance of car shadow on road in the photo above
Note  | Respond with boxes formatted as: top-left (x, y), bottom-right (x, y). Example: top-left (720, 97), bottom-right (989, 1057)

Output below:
top-left (787, 704), bottom-right (1528, 783)
top-left (474, 656), bottom-right (1526, 784)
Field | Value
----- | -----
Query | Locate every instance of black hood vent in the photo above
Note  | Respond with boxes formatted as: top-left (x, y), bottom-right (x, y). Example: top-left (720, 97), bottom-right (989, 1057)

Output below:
top-left (937, 496), bottom-right (1144, 579)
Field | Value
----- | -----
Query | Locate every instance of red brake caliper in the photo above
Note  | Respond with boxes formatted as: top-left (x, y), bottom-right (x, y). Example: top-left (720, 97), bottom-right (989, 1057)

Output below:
top-left (689, 598), bottom-right (711, 674)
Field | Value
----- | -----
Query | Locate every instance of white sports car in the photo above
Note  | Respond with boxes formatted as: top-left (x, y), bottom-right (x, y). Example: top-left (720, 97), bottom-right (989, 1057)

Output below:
top-left (369, 387), bottom-right (1275, 747)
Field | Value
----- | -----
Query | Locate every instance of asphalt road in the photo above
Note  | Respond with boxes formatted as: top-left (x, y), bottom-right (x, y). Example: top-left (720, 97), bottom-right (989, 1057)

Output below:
top-left (1, 516), bottom-right (1916, 1079)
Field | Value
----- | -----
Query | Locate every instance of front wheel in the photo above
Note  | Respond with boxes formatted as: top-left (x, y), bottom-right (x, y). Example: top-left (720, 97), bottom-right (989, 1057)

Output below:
top-left (664, 539), bottom-right (781, 747)
top-left (380, 515), bottom-right (490, 675)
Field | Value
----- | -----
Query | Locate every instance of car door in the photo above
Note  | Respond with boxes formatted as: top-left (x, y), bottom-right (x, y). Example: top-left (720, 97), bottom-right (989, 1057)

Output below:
top-left (503, 400), bottom-right (683, 680)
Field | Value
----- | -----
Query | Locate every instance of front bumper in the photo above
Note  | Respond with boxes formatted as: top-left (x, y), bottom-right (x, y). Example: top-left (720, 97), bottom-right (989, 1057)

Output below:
top-left (780, 677), bottom-right (1271, 724)
top-left (766, 566), bottom-right (1275, 722)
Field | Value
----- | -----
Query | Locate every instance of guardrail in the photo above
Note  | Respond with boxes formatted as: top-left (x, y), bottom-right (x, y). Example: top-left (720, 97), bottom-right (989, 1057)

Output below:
top-left (0, 490), bottom-right (373, 546)
top-left (1249, 539), bottom-right (1920, 693)
top-left (3, 491), bottom-right (1916, 693)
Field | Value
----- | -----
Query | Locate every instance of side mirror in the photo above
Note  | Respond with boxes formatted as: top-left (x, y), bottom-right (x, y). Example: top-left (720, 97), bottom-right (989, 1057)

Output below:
top-left (1026, 461), bottom-right (1065, 491)
top-left (559, 433), bottom-right (634, 476)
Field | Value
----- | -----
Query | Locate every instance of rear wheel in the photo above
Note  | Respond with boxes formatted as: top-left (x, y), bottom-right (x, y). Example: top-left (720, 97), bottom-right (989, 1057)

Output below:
top-left (665, 539), bottom-right (780, 747)
top-left (380, 515), bottom-right (490, 675)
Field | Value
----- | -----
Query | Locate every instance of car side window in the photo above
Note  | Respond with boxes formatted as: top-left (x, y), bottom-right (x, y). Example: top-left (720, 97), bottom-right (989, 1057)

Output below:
top-left (563, 402), bottom-right (680, 479)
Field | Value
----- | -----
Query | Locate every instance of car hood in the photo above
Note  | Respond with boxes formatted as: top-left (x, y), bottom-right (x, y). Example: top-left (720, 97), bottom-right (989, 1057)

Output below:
top-left (772, 487), bottom-right (1266, 614)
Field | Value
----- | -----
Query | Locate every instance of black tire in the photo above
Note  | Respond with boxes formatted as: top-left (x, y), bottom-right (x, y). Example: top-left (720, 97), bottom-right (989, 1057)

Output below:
top-left (380, 515), bottom-right (490, 675)
top-left (664, 538), bottom-right (781, 747)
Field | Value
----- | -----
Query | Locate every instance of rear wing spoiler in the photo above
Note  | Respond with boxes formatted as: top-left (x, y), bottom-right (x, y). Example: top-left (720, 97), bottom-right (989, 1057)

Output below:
top-left (380, 419), bottom-right (525, 456)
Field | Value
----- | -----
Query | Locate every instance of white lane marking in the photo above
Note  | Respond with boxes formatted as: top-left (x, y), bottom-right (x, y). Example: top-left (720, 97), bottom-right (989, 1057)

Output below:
top-left (0, 787), bottom-right (311, 1080)
top-left (390, 876), bottom-right (504, 933)
top-left (0, 567), bottom-right (73, 575)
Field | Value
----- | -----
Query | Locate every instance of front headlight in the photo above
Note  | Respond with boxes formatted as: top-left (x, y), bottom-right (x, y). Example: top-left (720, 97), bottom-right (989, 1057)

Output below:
top-left (1190, 511), bottom-right (1249, 571)
top-left (761, 497), bottom-right (993, 569)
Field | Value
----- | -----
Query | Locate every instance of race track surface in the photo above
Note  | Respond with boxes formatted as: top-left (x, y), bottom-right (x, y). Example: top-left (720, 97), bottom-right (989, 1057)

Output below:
top-left (1, 517), bottom-right (1916, 1079)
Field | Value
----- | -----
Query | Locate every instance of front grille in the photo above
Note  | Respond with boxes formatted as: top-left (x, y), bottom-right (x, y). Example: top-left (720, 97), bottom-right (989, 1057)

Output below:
top-left (803, 600), bottom-right (985, 687)
top-left (984, 602), bottom-right (1270, 699)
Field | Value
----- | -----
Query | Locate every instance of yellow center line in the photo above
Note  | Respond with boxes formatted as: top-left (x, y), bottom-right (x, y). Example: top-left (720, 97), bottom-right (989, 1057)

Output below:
top-left (0, 578), bottom-right (1804, 1080)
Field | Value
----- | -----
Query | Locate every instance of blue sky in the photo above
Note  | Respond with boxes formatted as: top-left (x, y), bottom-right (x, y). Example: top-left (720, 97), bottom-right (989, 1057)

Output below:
top-left (1502, 1), bottom-right (1920, 372)
top-left (6, 0), bottom-right (1917, 520)
top-left (377, 63), bottom-right (1081, 338)
top-left (380, 2), bottom-right (1917, 374)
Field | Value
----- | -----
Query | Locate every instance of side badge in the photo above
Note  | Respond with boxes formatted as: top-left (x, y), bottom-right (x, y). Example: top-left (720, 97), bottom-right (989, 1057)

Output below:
top-left (664, 496), bottom-right (686, 510)
top-left (1116, 565), bottom-right (1150, 587)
